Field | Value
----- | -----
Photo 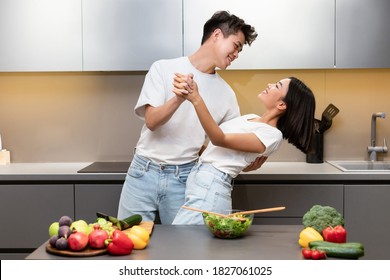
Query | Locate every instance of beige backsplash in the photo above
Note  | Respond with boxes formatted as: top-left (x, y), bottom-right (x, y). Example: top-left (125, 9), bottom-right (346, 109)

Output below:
top-left (0, 69), bottom-right (389, 163)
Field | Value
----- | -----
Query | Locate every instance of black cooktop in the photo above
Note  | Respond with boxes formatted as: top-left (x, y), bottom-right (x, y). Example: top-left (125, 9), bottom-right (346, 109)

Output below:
top-left (77, 161), bottom-right (131, 173)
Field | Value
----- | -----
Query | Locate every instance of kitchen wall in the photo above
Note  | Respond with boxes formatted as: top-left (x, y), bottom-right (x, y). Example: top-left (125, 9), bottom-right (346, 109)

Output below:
top-left (0, 69), bottom-right (389, 163)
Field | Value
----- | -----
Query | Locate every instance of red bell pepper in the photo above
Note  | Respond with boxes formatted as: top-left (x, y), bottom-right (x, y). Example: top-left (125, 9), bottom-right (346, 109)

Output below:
top-left (105, 229), bottom-right (134, 255)
top-left (322, 225), bottom-right (347, 243)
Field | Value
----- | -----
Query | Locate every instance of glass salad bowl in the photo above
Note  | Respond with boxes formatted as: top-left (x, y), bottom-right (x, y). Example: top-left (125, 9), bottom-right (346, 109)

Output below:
top-left (202, 210), bottom-right (254, 239)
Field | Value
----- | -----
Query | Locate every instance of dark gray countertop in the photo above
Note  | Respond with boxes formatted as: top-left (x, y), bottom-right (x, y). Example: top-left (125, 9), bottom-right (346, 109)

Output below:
top-left (26, 224), bottom-right (304, 260)
top-left (1, 162), bottom-right (390, 182)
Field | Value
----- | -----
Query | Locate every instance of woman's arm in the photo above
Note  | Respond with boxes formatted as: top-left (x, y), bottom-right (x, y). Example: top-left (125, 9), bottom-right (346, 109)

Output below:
top-left (173, 74), bottom-right (266, 154)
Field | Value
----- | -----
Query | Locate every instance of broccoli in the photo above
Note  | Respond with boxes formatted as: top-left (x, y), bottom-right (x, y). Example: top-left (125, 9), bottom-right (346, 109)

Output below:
top-left (302, 205), bottom-right (344, 233)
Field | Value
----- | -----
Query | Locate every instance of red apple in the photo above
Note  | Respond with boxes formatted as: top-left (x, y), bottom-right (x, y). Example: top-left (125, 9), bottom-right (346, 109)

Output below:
top-left (68, 231), bottom-right (88, 251)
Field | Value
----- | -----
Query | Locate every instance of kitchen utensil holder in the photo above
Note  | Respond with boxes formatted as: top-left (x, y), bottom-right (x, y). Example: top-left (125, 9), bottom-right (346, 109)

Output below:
top-left (306, 133), bottom-right (323, 163)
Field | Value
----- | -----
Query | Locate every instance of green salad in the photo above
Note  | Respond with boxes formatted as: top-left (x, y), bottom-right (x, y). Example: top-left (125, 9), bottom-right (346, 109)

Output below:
top-left (203, 213), bottom-right (253, 238)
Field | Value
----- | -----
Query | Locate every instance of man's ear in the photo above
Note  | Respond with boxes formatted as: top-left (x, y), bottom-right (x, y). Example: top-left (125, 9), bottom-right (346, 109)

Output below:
top-left (212, 28), bottom-right (223, 40)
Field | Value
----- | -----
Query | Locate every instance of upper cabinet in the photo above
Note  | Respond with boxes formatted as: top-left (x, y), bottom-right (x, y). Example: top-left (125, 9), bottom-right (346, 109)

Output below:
top-left (183, 0), bottom-right (335, 69)
top-left (336, 0), bottom-right (390, 68)
top-left (82, 0), bottom-right (183, 71)
top-left (0, 0), bottom-right (82, 72)
top-left (1, 0), bottom-right (389, 71)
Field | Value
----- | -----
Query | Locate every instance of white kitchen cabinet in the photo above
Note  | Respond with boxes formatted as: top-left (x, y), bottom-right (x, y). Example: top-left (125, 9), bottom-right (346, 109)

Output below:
top-left (82, 0), bottom-right (183, 71)
top-left (183, 0), bottom-right (335, 69)
top-left (336, 0), bottom-right (390, 68)
top-left (0, 0), bottom-right (82, 72)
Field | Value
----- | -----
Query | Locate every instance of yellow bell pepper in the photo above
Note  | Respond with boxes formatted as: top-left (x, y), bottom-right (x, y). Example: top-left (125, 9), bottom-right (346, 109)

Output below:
top-left (126, 226), bottom-right (150, 250)
top-left (298, 227), bottom-right (323, 248)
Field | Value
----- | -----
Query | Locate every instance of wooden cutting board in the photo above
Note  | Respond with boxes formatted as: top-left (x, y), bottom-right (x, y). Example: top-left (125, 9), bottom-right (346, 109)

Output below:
top-left (46, 221), bottom-right (154, 257)
top-left (46, 243), bottom-right (107, 257)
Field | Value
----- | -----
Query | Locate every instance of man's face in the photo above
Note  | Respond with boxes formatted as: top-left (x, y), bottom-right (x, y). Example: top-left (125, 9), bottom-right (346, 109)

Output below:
top-left (214, 29), bottom-right (245, 70)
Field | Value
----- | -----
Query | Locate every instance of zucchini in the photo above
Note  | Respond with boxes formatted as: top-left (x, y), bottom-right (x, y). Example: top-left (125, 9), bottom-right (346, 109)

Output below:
top-left (309, 241), bottom-right (365, 259)
top-left (121, 214), bottom-right (142, 229)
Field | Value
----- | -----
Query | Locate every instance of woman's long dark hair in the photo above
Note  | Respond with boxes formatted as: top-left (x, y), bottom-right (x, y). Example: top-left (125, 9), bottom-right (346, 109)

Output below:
top-left (276, 77), bottom-right (316, 153)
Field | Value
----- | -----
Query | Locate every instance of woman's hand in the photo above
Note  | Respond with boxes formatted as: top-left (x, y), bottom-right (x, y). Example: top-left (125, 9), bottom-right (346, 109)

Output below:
top-left (173, 73), bottom-right (193, 94)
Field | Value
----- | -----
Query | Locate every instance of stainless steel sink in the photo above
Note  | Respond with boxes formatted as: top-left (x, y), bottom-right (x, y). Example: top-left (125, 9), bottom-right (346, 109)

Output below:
top-left (328, 161), bottom-right (390, 172)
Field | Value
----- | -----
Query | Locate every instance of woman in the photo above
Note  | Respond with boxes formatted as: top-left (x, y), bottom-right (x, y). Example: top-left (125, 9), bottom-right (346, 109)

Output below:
top-left (171, 74), bottom-right (316, 224)
top-left (116, 11), bottom-right (258, 224)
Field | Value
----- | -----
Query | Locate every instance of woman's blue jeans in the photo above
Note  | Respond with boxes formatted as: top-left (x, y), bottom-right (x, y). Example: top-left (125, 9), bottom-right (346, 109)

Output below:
top-left (172, 162), bottom-right (233, 225)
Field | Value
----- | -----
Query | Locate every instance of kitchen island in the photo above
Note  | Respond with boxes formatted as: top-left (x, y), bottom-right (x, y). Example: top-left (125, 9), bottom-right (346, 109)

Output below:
top-left (1, 162), bottom-right (390, 260)
top-left (27, 225), bottom-right (303, 260)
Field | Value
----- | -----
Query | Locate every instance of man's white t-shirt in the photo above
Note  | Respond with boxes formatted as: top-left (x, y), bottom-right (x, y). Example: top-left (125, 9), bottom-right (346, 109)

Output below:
top-left (134, 57), bottom-right (240, 165)
top-left (200, 114), bottom-right (283, 177)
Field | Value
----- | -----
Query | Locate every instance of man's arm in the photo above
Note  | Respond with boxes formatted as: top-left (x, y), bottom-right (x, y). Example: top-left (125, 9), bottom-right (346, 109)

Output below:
top-left (144, 95), bottom-right (185, 131)
top-left (242, 156), bottom-right (268, 172)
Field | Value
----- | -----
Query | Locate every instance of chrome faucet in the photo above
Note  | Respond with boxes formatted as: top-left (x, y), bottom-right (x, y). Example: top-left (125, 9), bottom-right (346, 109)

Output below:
top-left (367, 112), bottom-right (387, 161)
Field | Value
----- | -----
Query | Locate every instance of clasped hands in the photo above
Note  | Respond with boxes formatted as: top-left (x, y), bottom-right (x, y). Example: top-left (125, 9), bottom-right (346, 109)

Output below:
top-left (172, 73), bottom-right (198, 101)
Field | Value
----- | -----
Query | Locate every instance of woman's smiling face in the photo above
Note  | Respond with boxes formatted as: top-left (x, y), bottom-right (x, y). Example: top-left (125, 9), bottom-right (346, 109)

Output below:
top-left (258, 78), bottom-right (290, 110)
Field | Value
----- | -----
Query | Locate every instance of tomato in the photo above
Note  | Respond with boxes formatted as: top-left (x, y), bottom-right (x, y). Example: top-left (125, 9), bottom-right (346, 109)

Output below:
top-left (317, 250), bottom-right (327, 259)
top-left (311, 249), bottom-right (326, 260)
top-left (311, 250), bottom-right (321, 259)
top-left (301, 248), bottom-right (312, 259)
top-left (302, 248), bottom-right (326, 260)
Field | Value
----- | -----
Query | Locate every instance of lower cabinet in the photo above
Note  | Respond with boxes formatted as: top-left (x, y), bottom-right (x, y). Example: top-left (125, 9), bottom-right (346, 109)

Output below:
top-left (232, 184), bottom-right (343, 225)
top-left (74, 183), bottom-right (123, 223)
top-left (0, 184), bottom-right (74, 249)
top-left (0, 182), bottom-right (124, 259)
top-left (344, 184), bottom-right (390, 260)
top-left (2, 180), bottom-right (389, 259)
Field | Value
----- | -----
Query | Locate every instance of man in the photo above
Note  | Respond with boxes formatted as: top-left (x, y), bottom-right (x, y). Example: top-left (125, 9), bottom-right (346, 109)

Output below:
top-left (117, 11), bottom-right (258, 224)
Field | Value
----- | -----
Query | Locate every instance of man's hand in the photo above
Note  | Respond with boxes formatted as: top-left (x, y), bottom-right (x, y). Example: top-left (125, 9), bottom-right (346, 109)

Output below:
top-left (242, 156), bottom-right (268, 172)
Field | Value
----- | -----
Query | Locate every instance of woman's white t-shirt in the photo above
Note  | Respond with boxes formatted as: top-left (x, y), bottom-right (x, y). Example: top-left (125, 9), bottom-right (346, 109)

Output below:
top-left (200, 114), bottom-right (283, 178)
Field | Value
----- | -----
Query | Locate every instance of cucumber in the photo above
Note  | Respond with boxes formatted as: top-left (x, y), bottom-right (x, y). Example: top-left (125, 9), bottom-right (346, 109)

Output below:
top-left (309, 241), bottom-right (365, 259)
top-left (312, 246), bottom-right (364, 259)
top-left (121, 214), bottom-right (142, 229)
top-left (309, 240), bottom-right (364, 250)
